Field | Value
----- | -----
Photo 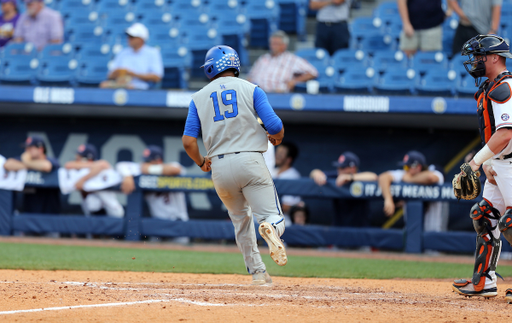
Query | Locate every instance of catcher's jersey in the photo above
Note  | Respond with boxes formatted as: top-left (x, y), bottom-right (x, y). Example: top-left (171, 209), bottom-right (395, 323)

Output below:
top-left (186, 77), bottom-right (269, 157)
top-left (488, 78), bottom-right (512, 158)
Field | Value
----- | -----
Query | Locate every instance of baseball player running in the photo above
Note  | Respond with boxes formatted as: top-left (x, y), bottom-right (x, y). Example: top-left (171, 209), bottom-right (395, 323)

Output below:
top-left (182, 45), bottom-right (287, 285)
top-left (451, 35), bottom-right (512, 303)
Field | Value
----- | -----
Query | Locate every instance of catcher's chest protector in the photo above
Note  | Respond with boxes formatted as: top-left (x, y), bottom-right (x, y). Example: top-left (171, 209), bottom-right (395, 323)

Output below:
top-left (476, 72), bottom-right (512, 146)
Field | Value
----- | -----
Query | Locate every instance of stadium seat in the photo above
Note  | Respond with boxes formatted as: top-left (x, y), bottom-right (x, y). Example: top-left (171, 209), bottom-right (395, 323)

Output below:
top-left (177, 11), bottom-right (211, 28)
top-left (275, 0), bottom-right (307, 39)
top-left (182, 26), bottom-right (221, 77)
top-left (1, 42), bottom-right (37, 58)
top-left (334, 67), bottom-right (376, 94)
top-left (449, 55), bottom-right (468, 78)
top-left (295, 62), bottom-right (336, 93)
top-left (295, 48), bottom-right (330, 65)
top-left (371, 50), bottom-right (408, 74)
top-left (132, 0), bottom-right (169, 13)
top-left (331, 49), bottom-right (368, 73)
top-left (39, 44), bottom-right (76, 67)
top-left (96, 0), bottom-right (132, 13)
top-left (62, 9), bottom-right (99, 27)
top-left (0, 55), bottom-right (39, 85)
top-left (207, 0), bottom-right (241, 20)
top-left (149, 26), bottom-right (183, 49)
top-left (75, 58), bottom-right (110, 87)
top-left (75, 43), bottom-right (113, 62)
top-left (36, 57), bottom-right (78, 86)
top-left (244, 0), bottom-right (280, 48)
top-left (169, 0), bottom-right (204, 13)
top-left (103, 11), bottom-right (138, 31)
top-left (411, 51), bottom-right (448, 75)
top-left (373, 68), bottom-right (417, 95)
top-left (455, 75), bottom-right (478, 97)
top-left (159, 45), bottom-right (191, 89)
top-left (139, 11), bottom-right (175, 28)
top-left (416, 69), bottom-right (457, 96)
top-left (350, 17), bottom-right (384, 47)
top-left (44, 0), bottom-right (60, 10)
top-left (66, 24), bottom-right (106, 50)
top-left (373, 1), bottom-right (400, 23)
top-left (58, 0), bottom-right (95, 12)
top-left (357, 32), bottom-right (394, 53)
top-left (212, 14), bottom-right (250, 66)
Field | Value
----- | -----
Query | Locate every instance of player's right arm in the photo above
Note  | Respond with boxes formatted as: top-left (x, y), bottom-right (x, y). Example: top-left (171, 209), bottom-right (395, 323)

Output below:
top-left (378, 171), bottom-right (395, 217)
top-left (253, 87), bottom-right (284, 146)
top-left (182, 100), bottom-right (211, 172)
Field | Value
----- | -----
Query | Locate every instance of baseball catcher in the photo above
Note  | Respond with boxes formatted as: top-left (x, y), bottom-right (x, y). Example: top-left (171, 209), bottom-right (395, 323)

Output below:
top-left (452, 35), bottom-right (512, 302)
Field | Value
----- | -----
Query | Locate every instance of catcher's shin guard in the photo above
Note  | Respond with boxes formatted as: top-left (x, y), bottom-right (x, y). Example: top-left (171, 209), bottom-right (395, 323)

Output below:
top-left (453, 200), bottom-right (502, 293)
top-left (498, 208), bottom-right (512, 246)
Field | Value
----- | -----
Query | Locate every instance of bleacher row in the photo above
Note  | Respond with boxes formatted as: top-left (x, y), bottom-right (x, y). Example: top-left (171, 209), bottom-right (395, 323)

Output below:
top-left (294, 48), bottom-right (512, 96)
top-left (2, 0), bottom-right (512, 92)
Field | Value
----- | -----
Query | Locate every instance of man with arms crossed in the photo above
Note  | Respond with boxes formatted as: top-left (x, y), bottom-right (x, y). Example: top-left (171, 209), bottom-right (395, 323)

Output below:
top-left (182, 45), bottom-right (287, 285)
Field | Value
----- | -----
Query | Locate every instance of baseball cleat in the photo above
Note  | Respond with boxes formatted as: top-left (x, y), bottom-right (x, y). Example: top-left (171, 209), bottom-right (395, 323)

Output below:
top-left (259, 222), bottom-right (287, 266)
top-left (506, 289), bottom-right (512, 304)
top-left (251, 271), bottom-right (272, 285)
top-left (452, 279), bottom-right (498, 298)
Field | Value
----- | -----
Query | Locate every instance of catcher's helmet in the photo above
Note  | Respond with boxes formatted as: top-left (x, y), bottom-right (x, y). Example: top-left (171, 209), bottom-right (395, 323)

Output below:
top-left (461, 34), bottom-right (512, 83)
top-left (201, 45), bottom-right (240, 80)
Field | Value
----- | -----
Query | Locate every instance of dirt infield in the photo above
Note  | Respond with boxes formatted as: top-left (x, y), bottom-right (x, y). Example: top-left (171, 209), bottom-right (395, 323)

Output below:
top-left (0, 270), bottom-right (511, 323)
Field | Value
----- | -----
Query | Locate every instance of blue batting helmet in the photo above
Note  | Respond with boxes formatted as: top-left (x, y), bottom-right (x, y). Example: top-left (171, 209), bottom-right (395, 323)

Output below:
top-left (201, 45), bottom-right (240, 80)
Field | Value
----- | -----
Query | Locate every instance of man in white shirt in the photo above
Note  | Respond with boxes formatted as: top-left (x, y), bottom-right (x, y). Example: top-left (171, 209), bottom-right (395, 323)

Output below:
top-left (100, 23), bottom-right (163, 90)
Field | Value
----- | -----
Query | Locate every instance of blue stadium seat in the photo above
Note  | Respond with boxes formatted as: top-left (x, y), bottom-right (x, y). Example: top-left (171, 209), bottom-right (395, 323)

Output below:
top-left (207, 0), bottom-right (241, 19)
top-left (75, 43), bottom-right (113, 62)
top-left (159, 45), bottom-right (191, 89)
top-left (103, 11), bottom-right (138, 31)
top-left (132, 0), bottom-right (169, 13)
top-left (275, 0), bottom-right (307, 39)
top-left (373, 1), bottom-right (400, 25)
top-left (350, 17), bottom-right (384, 47)
top-left (331, 49), bottom-right (368, 73)
top-left (295, 48), bottom-right (330, 65)
top-left (416, 69), bottom-right (457, 96)
top-left (58, 0), bottom-right (95, 12)
top-left (148, 26), bottom-right (183, 48)
top-left (411, 51), bottom-right (448, 75)
top-left (61, 9), bottom-right (100, 28)
top-left (334, 67), bottom-right (375, 94)
top-left (373, 68), bottom-right (417, 95)
top-left (66, 24), bottom-right (106, 49)
top-left (96, 0), bottom-right (132, 13)
top-left (39, 43), bottom-right (75, 60)
top-left (181, 26), bottom-right (221, 77)
top-left (357, 32), bottom-right (395, 53)
top-left (244, 0), bottom-right (280, 48)
top-left (1, 42), bottom-right (38, 58)
top-left (44, 0), bottom-right (60, 10)
top-left (75, 58), bottom-right (110, 87)
top-left (139, 11), bottom-right (175, 28)
top-left (295, 62), bottom-right (336, 93)
top-left (169, 0), bottom-right (204, 13)
top-left (213, 14), bottom-right (250, 66)
top-left (0, 56), bottom-right (39, 85)
top-left (36, 57), bottom-right (78, 86)
top-left (449, 55), bottom-right (468, 78)
top-left (371, 50), bottom-right (408, 74)
top-left (177, 12), bottom-right (211, 28)
top-left (455, 75), bottom-right (478, 97)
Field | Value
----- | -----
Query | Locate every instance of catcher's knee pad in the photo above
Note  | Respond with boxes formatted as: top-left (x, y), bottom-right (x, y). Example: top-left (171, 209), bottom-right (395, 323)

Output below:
top-left (470, 199), bottom-right (501, 234)
top-left (471, 233), bottom-right (502, 291)
top-left (498, 208), bottom-right (512, 245)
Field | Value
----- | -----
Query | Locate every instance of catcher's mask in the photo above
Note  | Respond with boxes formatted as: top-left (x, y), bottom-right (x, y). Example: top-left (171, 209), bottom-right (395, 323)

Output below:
top-left (461, 34), bottom-right (512, 86)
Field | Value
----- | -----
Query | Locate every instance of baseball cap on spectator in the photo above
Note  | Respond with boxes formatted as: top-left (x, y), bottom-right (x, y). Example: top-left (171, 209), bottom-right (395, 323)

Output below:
top-left (399, 150), bottom-right (426, 167)
top-left (76, 144), bottom-right (97, 161)
top-left (332, 151), bottom-right (360, 169)
top-left (24, 135), bottom-right (45, 149)
top-left (143, 145), bottom-right (163, 162)
top-left (126, 23), bottom-right (149, 41)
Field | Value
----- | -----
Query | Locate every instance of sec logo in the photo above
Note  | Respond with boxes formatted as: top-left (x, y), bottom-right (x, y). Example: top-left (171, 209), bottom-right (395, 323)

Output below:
top-left (502, 113), bottom-right (510, 121)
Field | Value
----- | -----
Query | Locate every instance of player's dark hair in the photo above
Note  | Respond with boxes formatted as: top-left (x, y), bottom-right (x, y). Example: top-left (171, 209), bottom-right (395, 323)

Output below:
top-left (281, 142), bottom-right (299, 165)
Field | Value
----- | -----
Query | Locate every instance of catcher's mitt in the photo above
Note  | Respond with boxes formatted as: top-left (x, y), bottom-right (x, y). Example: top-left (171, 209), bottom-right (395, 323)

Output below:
top-left (452, 163), bottom-right (481, 201)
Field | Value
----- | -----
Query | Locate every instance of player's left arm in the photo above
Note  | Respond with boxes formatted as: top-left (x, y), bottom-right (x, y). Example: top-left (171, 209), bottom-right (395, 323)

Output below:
top-left (75, 160), bottom-right (111, 190)
top-left (469, 87), bottom-right (512, 171)
top-left (182, 100), bottom-right (211, 172)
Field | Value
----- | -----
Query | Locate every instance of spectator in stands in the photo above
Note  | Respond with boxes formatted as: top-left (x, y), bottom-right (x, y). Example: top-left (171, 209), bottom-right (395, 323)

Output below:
top-left (247, 30), bottom-right (318, 93)
top-left (289, 201), bottom-right (310, 226)
top-left (310, 151), bottom-right (377, 227)
top-left (64, 144), bottom-right (124, 218)
top-left (378, 150), bottom-right (447, 232)
top-left (449, 0), bottom-right (502, 56)
top-left (397, 0), bottom-right (445, 57)
top-left (0, 0), bottom-right (20, 48)
top-left (271, 142), bottom-right (302, 219)
top-left (12, 0), bottom-right (63, 51)
top-left (309, 0), bottom-right (351, 56)
top-left (120, 145), bottom-right (189, 243)
top-left (100, 23), bottom-right (163, 90)
top-left (3, 135), bottom-right (60, 214)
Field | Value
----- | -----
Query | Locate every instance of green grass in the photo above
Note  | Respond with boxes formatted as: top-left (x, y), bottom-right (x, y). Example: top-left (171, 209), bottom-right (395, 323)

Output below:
top-left (1, 242), bottom-right (512, 279)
